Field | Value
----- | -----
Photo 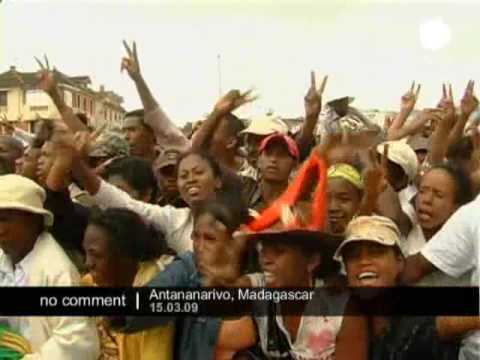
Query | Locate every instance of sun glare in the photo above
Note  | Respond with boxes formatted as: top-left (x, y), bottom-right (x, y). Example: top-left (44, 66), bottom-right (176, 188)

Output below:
top-left (419, 18), bottom-right (452, 51)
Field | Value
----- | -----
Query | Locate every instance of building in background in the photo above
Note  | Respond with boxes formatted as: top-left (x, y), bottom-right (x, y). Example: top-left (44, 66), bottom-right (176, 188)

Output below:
top-left (0, 66), bottom-right (125, 132)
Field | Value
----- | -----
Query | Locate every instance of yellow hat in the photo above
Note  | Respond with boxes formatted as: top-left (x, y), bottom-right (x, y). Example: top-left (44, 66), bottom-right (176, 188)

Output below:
top-left (327, 163), bottom-right (363, 190)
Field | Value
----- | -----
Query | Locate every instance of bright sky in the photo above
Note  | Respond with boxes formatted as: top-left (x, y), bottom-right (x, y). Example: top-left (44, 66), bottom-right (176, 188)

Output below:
top-left (2, 0), bottom-right (480, 125)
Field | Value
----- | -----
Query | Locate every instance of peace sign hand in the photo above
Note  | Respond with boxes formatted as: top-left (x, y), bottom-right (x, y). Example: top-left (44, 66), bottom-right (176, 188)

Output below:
top-left (438, 83), bottom-right (455, 110)
top-left (461, 80), bottom-right (478, 119)
top-left (305, 71), bottom-right (328, 119)
top-left (121, 40), bottom-right (141, 81)
top-left (35, 55), bottom-right (57, 95)
top-left (400, 81), bottom-right (421, 113)
top-left (213, 89), bottom-right (258, 116)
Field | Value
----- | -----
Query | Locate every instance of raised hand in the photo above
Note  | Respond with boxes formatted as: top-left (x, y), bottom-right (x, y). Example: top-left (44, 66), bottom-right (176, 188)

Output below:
top-left (365, 145), bottom-right (389, 196)
top-left (400, 81), bottom-right (421, 113)
top-left (438, 83), bottom-right (454, 110)
top-left (304, 71), bottom-right (328, 119)
top-left (438, 84), bottom-right (456, 126)
top-left (121, 40), bottom-right (141, 81)
top-left (35, 55), bottom-right (57, 95)
top-left (213, 89), bottom-right (257, 116)
top-left (461, 80), bottom-right (478, 119)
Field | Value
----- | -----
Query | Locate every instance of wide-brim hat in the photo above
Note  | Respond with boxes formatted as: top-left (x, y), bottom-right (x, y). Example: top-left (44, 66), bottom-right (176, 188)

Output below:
top-left (240, 114), bottom-right (289, 136)
top-left (238, 151), bottom-right (343, 277)
top-left (0, 175), bottom-right (53, 227)
top-left (239, 227), bottom-right (342, 278)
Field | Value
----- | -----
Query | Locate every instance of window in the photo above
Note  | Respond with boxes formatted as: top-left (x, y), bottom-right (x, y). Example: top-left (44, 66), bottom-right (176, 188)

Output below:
top-left (0, 91), bottom-right (7, 107)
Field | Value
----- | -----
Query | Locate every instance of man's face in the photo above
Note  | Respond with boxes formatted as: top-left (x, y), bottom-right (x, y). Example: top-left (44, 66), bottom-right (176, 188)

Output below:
top-left (258, 140), bottom-right (295, 182)
top-left (16, 147), bottom-right (41, 180)
top-left (245, 134), bottom-right (264, 168)
top-left (123, 121), bottom-right (154, 158)
top-left (36, 141), bottom-right (56, 186)
top-left (156, 164), bottom-right (178, 198)
top-left (0, 209), bottom-right (41, 264)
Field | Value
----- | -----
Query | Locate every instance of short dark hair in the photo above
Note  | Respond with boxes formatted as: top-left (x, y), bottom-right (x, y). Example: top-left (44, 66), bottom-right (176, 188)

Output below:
top-left (88, 207), bottom-right (167, 261)
top-left (427, 161), bottom-right (473, 206)
top-left (195, 190), bottom-right (249, 234)
top-left (104, 156), bottom-right (158, 201)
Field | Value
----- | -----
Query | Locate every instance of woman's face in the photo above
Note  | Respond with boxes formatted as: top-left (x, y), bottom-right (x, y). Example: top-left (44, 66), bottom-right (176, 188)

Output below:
top-left (83, 224), bottom-right (127, 287)
top-left (415, 168), bottom-right (458, 231)
top-left (343, 241), bottom-right (404, 287)
top-left (177, 154), bottom-right (221, 207)
top-left (258, 241), bottom-right (319, 288)
top-left (192, 212), bottom-right (231, 274)
top-left (327, 178), bottom-right (362, 234)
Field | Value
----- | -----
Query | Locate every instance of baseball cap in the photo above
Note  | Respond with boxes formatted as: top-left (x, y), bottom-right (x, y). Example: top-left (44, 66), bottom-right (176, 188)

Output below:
top-left (240, 114), bottom-right (289, 136)
top-left (258, 133), bottom-right (299, 159)
top-left (334, 215), bottom-right (405, 261)
top-left (376, 140), bottom-right (418, 181)
top-left (89, 131), bottom-right (129, 158)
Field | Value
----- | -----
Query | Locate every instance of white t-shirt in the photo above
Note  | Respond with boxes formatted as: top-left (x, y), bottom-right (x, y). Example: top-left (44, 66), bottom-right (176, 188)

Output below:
top-left (421, 194), bottom-right (480, 360)
top-left (94, 180), bottom-right (193, 254)
top-left (406, 223), bottom-right (471, 287)
top-left (247, 273), bottom-right (347, 360)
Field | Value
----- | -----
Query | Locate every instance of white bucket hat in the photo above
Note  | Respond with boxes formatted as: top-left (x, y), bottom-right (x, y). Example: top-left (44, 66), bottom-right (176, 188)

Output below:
top-left (0, 175), bottom-right (53, 227)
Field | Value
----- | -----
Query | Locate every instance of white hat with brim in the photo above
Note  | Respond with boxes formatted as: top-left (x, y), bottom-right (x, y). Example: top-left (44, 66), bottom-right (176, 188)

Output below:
top-left (376, 141), bottom-right (418, 181)
top-left (240, 115), bottom-right (289, 136)
top-left (334, 215), bottom-right (405, 262)
top-left (0, 175), bottom-right (54, 227)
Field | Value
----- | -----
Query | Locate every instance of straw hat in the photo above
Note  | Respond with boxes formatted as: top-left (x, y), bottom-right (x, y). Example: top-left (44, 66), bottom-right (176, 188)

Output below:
top-left (0, 175), bottom-right (53, 226)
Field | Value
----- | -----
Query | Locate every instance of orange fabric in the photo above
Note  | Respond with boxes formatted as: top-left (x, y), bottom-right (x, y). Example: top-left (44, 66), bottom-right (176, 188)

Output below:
top-left (247, 151), bottom-right (328, 232)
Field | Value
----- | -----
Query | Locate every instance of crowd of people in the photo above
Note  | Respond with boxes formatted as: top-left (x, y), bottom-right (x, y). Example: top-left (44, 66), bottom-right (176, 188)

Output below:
top-left (0, 41), bottom-right (478, 359)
